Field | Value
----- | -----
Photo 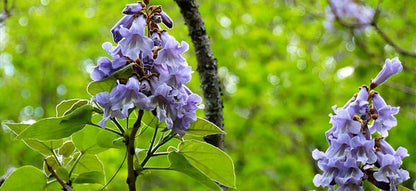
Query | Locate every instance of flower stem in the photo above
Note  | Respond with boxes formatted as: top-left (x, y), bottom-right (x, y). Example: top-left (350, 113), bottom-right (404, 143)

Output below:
top-left (126, 109), bottom-right (144, 191)
top-left (68, 152), bottom-right (84, 178)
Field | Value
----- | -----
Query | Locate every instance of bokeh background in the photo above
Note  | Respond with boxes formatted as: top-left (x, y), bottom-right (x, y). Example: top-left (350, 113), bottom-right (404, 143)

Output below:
top-left (0, 0), bottom-right (415, 190)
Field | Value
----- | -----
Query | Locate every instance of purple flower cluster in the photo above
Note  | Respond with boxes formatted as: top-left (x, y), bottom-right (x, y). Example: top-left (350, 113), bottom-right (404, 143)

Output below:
top-left (90, 2), bottom-right (202, 136)
top-left (324, 0), bottom-right (374, 29)
top-left (313, 58), bottom-right (409, 191)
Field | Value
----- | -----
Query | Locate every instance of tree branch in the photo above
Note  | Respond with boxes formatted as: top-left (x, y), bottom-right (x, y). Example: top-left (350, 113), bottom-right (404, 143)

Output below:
top-left (126, 109), bottom-right (144, 191)
top-left (328, 0), bottom-right (416, 57)
top-left (45, 159), bottom-right (73, 191)
top-left (174, 0), bottom-right (225, 150)
top-left (0, 0), bottom-right (15, 23)
top-left (174, 1), bottom-right (226, 190)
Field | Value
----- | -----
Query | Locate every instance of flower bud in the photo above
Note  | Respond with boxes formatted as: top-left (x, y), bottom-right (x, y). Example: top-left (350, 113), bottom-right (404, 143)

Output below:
top-left (371, 57), bottom-right (402, 89)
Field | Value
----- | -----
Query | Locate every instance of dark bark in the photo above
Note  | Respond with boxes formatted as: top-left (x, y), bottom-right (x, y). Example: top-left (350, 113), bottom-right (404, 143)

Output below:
top-left (0, 0), bottom-right (15, 24)
top-left (174, 0), bottom-right (225, 150)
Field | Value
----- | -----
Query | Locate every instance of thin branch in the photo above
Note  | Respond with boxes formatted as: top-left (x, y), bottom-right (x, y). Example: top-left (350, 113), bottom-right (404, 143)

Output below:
top-left (126, 109), bottom-right (144, 191)
top-left (100, 150), bottom-right (128, 191)
top-left (140, 131), bottom-right (176, 167)
top-left (372, 23), bottom-right (416, 57)
top-left (142, 167), bottom-right (171, 171)
top-left (45, 159), bottom-right (73, 191)
top-left (68, 152), bottom-right (84, 178)
top-left (111, 118), bottom-right (125, 134)
top-left (88, 122), bottom-right (123, 136)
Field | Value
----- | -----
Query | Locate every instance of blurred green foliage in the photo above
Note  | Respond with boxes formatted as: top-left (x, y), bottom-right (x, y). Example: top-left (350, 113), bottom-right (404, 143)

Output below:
top-left (0, 0), bottom-right (415, 190)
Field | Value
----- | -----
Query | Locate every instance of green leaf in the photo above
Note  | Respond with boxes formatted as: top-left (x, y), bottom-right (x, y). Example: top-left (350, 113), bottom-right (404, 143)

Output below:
top-left (24, 139), bottom-right (63, 155)
top-left (72, 171), bottom-right (104, 185)
top-left (72, 126), bottom-right (107, 154)
top-left (185, 117), bottom-right (226, 136)
top-left (398, 185), bottom-right (412, 191)
top-left (72, 154), bottom-right (104, 175)
top-left (56, 99), bottom-right (89, 117)
top-left (96, 130), bottom-right (124, 149)
top-left (178, 140), bottom-right (236, 188)
top-left (168, 152), bottom-right (221, 191)
top-left (0, 166), bottom-right (47, 191)
top-left (3, 123), bottom-right (30, 135)
top-left (58, 141), bottom-right (76, 157)
top-left (17, 105), bottom-right (93, 141)
top-left (56, 167), bottom-right (70, 182)
top-left (43, 155), bottom-right (59, 175)
top-left (87, 63), bottom-right (134, 95)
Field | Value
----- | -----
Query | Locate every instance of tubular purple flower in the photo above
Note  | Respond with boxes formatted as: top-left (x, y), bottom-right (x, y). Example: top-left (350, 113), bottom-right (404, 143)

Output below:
top-left (155, 32), bottom-right (189, 68)
top-left (91, 57), bottom-right (113, 81)
top-left (102, 42), bottom-right (128, 69)
top-left (373, 154), bottom-right (409, 187)
top-left (348, 86), bottom-right (369, 116)
top-left (350, 135), bottom-right (376, 164)
top-left (122, 3), bottom-right (143, 15)
top-left (334, 158), bottom-right (364, 186)
top-left (313, 158), bottom-right (343, 187)
top-left (371, 57), bottom-right (403, 88)
top-left (325, 133), bottom-right (351, 159)
top-left (111, 15), bottom-right (135, 43)
top-left (92, 91), bottom-right (125, 127)
top-left (119, 15), bottom-right (153, 60)
top-left (328, 106), bottom-right (361, 136)
top-left (370, 93), bottom-right (399, 137)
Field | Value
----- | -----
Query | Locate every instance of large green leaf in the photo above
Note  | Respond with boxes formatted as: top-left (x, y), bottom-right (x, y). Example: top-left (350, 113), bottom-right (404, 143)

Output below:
top-left (72, 154), bottom-right (104, 175)
top-left (24, 139), bottom-right (63, 155)
top-left (168, 152), bottom-right (221, 191)
top-left (3, 122), bottom-right (63, 155)
top-left (185, 117), bottom-right (226, 136)
top-left (178, 140), bottom-right (236, 188)
top-left (56, 99), bottom-right (89, 117)
top-left (96, 130), bottom-right (124, 149)
top-left (72, 126), bottom-right (107, 154)
top-left (87, 63), bottom-right (134, 95)
top-left (72, 171), bottom-right (104, 185)
top-left (3, 123), bottom-right (30, 135)
top-left (0, 166), bottom-right (47, 191)
top-left (17, 105), bottom-right (94, 141)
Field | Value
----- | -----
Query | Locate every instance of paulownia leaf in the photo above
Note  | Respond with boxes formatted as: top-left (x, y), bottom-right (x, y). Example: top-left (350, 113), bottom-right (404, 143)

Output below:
top-left (168, 152), bottom-right (221, 191)
top-left (17, 105), bottom-right (93, 141)
top-left (0, 166), bottom-right (47, 191)
top-left (56, 99), bottom-right (89, 117)
top-left (58, 141), bottom-right (75, 157)
top-left (3, 123), bottom-right (30, 135)
top-left (72, 126), bottom-right (107, 154)
top-left (24, 139), bottom-right (63, 155)
top-left (96, 130), bottom-right (124, 149)
top-left (185, 117), bottom-right (225, 136)
top-left (87, 63), bottom-right (134, 95)
top-left (4, 122), bottom-right (64, 155)
top-left (398, 185), bottom-right (412, 191)
top-left (178, 140), bottom-right (236, 188)
top-left (72, 154), bottom-right (104, 175)
top-left (72, 171), bottom-right (104, 185)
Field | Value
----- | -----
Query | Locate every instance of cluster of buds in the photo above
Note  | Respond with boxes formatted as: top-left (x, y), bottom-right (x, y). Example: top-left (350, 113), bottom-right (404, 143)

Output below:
top-left (91, 1), bottom-right (202, 136)
top-left (313, 58), bottom-right (409, 191)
